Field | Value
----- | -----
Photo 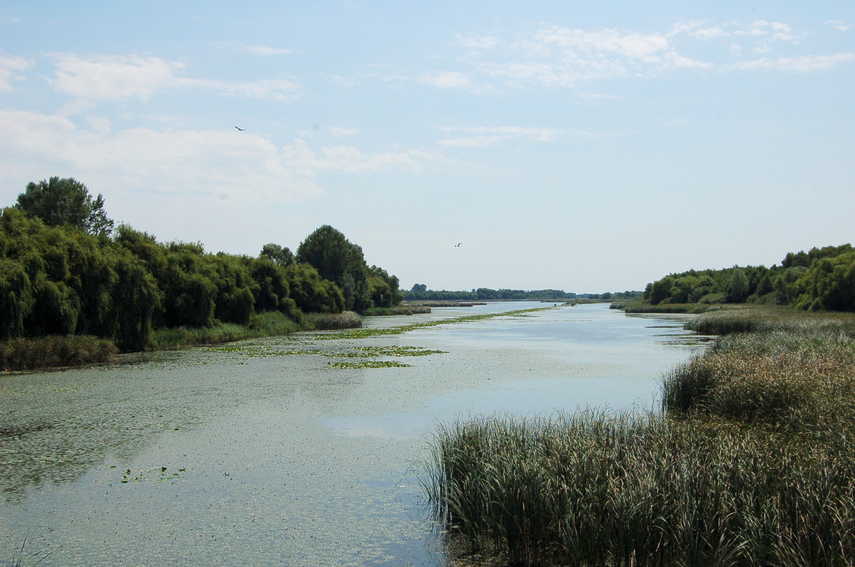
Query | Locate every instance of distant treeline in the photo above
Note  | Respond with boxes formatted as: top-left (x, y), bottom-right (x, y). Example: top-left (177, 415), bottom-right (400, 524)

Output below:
top-left (643, 244), bottom-right (855, 311)
top-left (405, 284), bottom-right (642, 301)
top-left (0, 177), bottom-right (402, 352)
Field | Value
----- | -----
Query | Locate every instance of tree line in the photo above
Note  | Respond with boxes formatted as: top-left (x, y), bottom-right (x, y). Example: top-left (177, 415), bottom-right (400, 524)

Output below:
top-left (0, 177), bottom-right (402, 351)
top-left (642, 244), bottom-right (855, 311)
top-left (405, 285), bottom-right (642, 301)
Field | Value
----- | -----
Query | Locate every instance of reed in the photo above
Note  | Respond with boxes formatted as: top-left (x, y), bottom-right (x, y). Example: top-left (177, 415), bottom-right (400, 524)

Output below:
top-left (426, 412), bottom-right (853, 567)
top-left (686, 306), bottom-right (855, 336)
top-left (364, 305), bottom-right (432, 316)
top-left (0, 335), bottom-right (117, 370)
top-left (620, 301), bottom-right (715, 314)
top-left (663, 329), bottom-right (855, 430)
top-left (304, 310), bottom-right (362, 330)
top-left (149, 311), bottom-right (302, 350)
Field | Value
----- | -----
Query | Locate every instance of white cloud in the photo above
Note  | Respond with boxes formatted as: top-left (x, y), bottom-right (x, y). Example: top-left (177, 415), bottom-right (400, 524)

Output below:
top-left (733, 53), bottom-right (855, 72)
top-left (458, 25), bottom-right (710, 88)
top-left (50, 53), bottom-right (300, 102)
top-left (438, 126), bottom-right (566, 147)
top-left (52, 54), bottom-right (183, 100)
top-left (329, 127), bottom-right (359, 137)
top-left (284, 139), bottom-right (435, 173)
top-left (672, 20), bottom-right (797, 43)
top-left (0, 110), bottom-right (436, 207)
top-left (0, 54), bottom-right (31, 91)
top-left (239, 44), bottom-right (292, 56)
top-left (456, 34), bottom-right (499, 50)
top-left (826, 20), bottom-right (851, 32)
top-left (419, 71), bottom-right (473, 89)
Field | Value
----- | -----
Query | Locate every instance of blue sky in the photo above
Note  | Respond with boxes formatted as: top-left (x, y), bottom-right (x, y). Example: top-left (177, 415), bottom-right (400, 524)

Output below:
top-left (1, 1), bottom-right (853, 292)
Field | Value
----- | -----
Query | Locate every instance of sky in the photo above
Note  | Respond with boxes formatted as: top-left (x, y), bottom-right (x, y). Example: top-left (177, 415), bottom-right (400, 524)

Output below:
top-left (1, 1), bottom-right (853, 292)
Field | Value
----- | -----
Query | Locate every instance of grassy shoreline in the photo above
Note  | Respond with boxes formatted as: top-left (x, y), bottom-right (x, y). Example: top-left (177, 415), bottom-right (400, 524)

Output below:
top-left (1, 305), bottom-right (559, 372)
top-left (428, 304), bottom-right (855, 566)
top-left (0, 310), bottom-right (363, 372)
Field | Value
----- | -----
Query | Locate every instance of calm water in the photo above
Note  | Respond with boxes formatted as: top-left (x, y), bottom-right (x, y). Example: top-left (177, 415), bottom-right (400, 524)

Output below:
top-left (0, 303), bottom-right (705, 566)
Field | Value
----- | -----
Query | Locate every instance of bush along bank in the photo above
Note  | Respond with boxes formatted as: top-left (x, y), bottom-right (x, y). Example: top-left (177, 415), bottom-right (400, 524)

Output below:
top-left (1, 196), bottom-right (406, 369)
top-left (426, 309), bottom-right (855, 567)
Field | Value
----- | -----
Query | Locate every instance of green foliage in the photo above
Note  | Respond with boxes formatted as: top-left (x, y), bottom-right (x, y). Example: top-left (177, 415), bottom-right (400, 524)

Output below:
top-left (296, 225), bottom-right (373, 312)
top-left (259, 243), bottom-right (294, 267)
top-left (794, 251), bottom-right (855, 311)
top-left (15, 177), bottom-right (114, 236)
top-left (285, 263), bottom-right (345, 313)
top-left (642, 244), bottom-right (855, 312)
top-left (2, 184), bottom-right (403, 357)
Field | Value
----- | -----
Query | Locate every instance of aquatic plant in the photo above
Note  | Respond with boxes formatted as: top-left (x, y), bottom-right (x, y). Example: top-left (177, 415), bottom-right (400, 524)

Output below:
top-left (328, 360), bottom-right (410, 369)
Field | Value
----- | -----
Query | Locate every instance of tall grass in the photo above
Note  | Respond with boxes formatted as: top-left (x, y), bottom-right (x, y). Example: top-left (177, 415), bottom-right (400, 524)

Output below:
top-left (303, 310), bottom-right (362, 330)
top-left (686, 306), bottom-right (855, 336)
top-left (663, 329), bottom-right (855, 430)
top-left (363, 305), bottom-right (432, 316)
top-left (618, 301), bottom-right (716, 314)
top-left (427, 412), bottom-right (853, 567)
top-left (149, 311), bottom-right (303, 350)
top-left (427, 308), bottom-right (855, 566)
top-left (0, 335), bottom-right (118, 370)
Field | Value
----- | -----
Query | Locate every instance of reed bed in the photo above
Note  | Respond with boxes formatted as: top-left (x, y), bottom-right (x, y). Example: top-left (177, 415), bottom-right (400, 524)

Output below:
top-left (150, 311), bottom-right (303, 350)
top-left (304, 310), bottom-right (362, 330)
top-left (428, 309), bottom-right (855, 566)
top-left (618, 302), bottom-right (716, 314)
top-left (427, 412), bottom-right (853, 567)
top-left (364, 305), bottom-right (432, 316)
top-left (686, 306), bottom-right (855, 336)
top-left (0, 335), bottom-right (117, 370)
top-left (663, 329), bottom-right (855, 430)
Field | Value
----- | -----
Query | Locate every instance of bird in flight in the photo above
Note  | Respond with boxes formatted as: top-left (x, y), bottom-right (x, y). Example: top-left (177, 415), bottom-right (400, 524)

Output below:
top-left (453, 242), bottom-right (463, 248)
top-left (234, 125), bottom-right (245, 132)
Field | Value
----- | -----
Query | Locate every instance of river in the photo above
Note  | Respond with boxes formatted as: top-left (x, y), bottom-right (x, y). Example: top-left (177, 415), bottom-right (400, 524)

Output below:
top-left (0, 302), bottom-right (707, 566)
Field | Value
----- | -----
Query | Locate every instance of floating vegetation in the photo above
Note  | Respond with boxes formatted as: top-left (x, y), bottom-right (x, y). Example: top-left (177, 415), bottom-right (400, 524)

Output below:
top-left (330, 345), bottom-right (446, 358)
top-left (328, 360), bottom-right (411, 369)
top-left (207, 345), bottom-right (322, 357)
top-left (119, 465), bottom-right (187, 484)
top-left (314, 306), bottom-right (557, 340)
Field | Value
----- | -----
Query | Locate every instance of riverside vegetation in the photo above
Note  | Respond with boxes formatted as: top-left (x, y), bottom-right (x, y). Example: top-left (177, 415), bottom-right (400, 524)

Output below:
top-left (0, 177), bottom-right (402, 370)
top-left (427, 258), bottom-right (855, 566)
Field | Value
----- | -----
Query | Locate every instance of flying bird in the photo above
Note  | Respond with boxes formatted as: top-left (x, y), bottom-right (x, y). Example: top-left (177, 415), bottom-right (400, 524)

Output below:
top-left (234, 125), bottom-right (245, 132)
top-left (454, 242), bottom-right (463, 248)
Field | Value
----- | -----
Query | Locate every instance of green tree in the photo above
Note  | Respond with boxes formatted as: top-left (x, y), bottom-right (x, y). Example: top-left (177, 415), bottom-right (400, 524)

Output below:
top-left (296, 225), bottom-right (370, 311)
top-left (260, 243), bottom-right (294, 267)
top-left (726, 269), bottom-right (749, 303)
top-left (15, 177), bottom-right (114, 236)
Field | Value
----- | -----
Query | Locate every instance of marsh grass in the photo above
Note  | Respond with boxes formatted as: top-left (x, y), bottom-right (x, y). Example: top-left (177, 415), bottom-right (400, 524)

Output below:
top-left (0, 335), bottom-right (118, 371)
top-left (150, 311), bottom-right (303, 350)
top-left (364, 305), bottom-right (432, 315)
top-left (428, 307), bottom-right (855, 566)
top-left (618, 301), bottom-right (717, 314)
top-left (663, 329), bottom-right (855, 430)
top-left (304, 311), bottom-right (362, 330)
top-left (686, 306), bottom-right (855, 336)
top-left (427, 412), bottom-right (853, 567)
